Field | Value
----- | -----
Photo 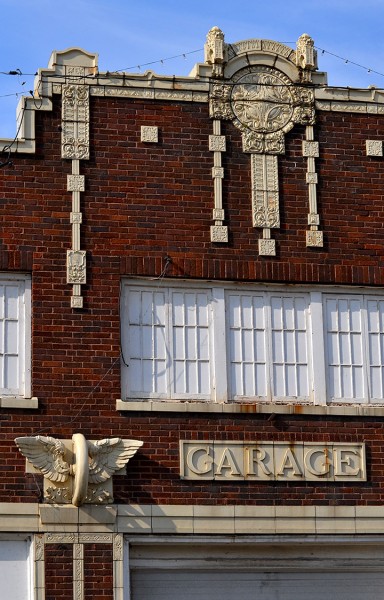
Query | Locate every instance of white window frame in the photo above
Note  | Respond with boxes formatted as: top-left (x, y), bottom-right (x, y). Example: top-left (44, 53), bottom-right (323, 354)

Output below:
top-left (323, 293), bottom-right (384, 404)
top-left (0, 274), bottom-right (31, 399)
top-left (121, 280), bottom-right (384, 406)
top-left (226, 289), bottom-right (313, 403)
top-left (121, 284), bottom-right (220, 401)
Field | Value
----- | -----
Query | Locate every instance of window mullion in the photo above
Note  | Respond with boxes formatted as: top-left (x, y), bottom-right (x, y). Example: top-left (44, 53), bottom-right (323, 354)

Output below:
top-left (121, 285), bottom-right (128, 398)
top-left (23, 279), bottom-right (31, 397)
top-left (0, 292), bottom-right (4, 391)
top-left (18, 284), bottom-right (24, 396)
top-left (265, 294), bottom-right (273, 402)
top-left (166, 290), bottom-right (172, 398)
top-left (280, 300), bottom-right (287, 397)
top-left (212, 287), bottom-right (227, 402)
top-left (347, 306), bottom-right (355, 399)
top-left (362, 298), bottom-right (371, 403)
top-left (310, 291), bottom-right (327, 405)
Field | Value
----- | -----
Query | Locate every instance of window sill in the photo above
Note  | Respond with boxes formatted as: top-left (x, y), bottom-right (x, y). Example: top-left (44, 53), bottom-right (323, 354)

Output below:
top-left (116, 399), bottom-right (384, 417)
top-left (0, 396), bottom-right (39, 409)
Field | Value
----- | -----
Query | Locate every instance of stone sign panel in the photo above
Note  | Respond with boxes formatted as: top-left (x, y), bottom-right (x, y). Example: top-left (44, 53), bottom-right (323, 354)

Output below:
top-left (180, 441), bottom-right (366, 482)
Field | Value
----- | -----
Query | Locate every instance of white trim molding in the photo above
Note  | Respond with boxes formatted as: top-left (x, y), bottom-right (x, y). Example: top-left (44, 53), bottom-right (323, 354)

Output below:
top-left (1, 502), bottom-right (384, 536)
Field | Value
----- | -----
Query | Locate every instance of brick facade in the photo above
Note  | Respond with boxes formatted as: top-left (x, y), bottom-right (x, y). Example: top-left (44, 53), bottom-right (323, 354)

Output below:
top-left (1, 30), bottom-right (384, 599)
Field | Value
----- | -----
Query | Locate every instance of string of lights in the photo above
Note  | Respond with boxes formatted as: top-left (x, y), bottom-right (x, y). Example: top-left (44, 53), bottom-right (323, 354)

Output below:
top-left (112, 47), bottom-right (203, 73)
top-left (0, 91), bottom-right (26, 99)
top-left (315, 46), bottom-right (384, 79)
top-left (0, 43), bottom-right (384, 82)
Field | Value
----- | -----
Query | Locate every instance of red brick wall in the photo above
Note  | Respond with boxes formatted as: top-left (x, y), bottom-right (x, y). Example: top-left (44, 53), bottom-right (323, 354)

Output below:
top-left (84, 544), bottom-right (113, 600)
top-left (45, 544), bottom-right (73, 600)
top-left (1, 94), bottom-right (384, 506)
top-left (4, 413), bottom-right (384, 505)
top-left (44, 543), bottom-right (113, 600)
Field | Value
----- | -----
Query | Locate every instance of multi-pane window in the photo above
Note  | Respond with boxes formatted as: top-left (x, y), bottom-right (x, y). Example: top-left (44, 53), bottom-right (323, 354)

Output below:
top-left (0, 276), bottom-right (30, 398)
top-left (227, 292), bottom-right (310, 400)
top-left (324, 295), bottom-right (384, 403)
top-left (121, 282), bottom-right (384, 405)
top-left (124, 287), bottom-right (212, 399)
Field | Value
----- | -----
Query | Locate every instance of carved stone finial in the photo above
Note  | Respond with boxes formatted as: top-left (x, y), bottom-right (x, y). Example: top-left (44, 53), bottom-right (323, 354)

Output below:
top-left (205, 27), bottom-right (226, 76)
top-left (15, 433), bottom-right (143, 506)
top-left (296, 33), bottom-right (317, 71)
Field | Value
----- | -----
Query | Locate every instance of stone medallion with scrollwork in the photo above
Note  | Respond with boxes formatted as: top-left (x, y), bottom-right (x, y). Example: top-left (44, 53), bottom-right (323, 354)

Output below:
top-left (210, 66), bottom-right (315, 154)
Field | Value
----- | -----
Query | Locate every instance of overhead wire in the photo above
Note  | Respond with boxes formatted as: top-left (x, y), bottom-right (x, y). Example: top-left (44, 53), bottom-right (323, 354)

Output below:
top-left (0, 100), bottom-right (26, 166)
top-left (0, 87), bottom-right (45, 166)
top-left (315, 45), bottom-right (384, 79)
top-left (0, 42), bottom-right (383, 81)
top-left (111, 48), bottom-right (203, 73)
top-left (0, 41), bottom-right (383, 101)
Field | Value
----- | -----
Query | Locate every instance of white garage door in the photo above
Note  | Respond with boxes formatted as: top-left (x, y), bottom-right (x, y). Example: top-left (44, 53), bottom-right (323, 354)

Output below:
top-left (131, 570), bottom-right (384, 600)
top-left (129, 539), bottom-right (384, 600)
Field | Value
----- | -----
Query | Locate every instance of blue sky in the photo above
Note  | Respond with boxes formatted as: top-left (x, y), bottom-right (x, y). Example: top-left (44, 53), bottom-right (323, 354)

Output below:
top-left (1, 0), bottom-right (384, 138)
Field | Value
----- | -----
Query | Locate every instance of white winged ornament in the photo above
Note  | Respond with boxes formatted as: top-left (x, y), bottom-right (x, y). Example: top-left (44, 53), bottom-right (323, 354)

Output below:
top-left (15, 433), bottom-right (143, 506)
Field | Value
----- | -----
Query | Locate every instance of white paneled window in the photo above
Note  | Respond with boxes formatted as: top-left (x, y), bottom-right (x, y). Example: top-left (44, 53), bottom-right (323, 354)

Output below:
top-left (121, 282), bottom-right (384, 405)
top-left (324, 294), bottom-right (384, 403)
top-left (227, 292), bottom-right (310, 401)
top-left (123, 286), bottom-right (213, 400)
top-left (367, 298), bottom-right (384, 400)
top-left (0, 276), bottom-right (31, 398)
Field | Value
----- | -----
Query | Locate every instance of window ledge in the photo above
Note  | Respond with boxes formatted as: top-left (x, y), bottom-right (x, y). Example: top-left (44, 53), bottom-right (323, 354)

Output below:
top-left (116, 399), bottom-right (384, 417)
top-left (0, 396), bottom-right (39, 409)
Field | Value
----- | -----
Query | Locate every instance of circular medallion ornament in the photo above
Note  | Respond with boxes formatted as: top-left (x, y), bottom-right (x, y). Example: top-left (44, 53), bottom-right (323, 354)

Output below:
top-left (230, 67), bottom-right (295, 134)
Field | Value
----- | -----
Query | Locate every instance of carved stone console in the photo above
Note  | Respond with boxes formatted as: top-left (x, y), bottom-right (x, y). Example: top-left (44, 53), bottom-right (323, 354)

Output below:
top-left (15, 433), bottom-right (143, 506)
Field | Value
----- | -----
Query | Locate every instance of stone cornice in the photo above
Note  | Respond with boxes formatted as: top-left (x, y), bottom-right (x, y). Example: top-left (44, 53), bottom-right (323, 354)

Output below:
top-left (1, 44), bottom-right (384, 155)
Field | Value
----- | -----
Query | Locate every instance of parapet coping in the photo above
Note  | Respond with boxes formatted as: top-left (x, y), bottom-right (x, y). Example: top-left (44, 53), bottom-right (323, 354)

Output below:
top-left (116, 399), bottom-right (384, 417)
top-left (2, 502), bottom-right (384, 535)
top-left (1, 53), bottom-right (384, 155)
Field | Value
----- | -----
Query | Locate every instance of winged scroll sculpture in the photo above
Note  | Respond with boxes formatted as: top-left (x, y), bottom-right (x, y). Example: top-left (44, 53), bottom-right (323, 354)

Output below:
top-left (15, 433), bottom-right (143, 506)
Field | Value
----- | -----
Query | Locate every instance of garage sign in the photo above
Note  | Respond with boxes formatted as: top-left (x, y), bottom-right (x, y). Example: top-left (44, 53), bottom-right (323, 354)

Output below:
top-left (180, 441), bottom-right (366, 481)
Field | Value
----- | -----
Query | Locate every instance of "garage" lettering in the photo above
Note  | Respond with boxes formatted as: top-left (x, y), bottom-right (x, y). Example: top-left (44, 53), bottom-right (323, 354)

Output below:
top-left (181, 441), bottom-right (366, 481)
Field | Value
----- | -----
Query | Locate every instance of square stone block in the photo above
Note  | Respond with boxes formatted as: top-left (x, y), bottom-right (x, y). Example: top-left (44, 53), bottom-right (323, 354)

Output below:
top-left (306, 230), bottom-right (323, 247)
top-left (258, 238), bottom-right (276, 256)
top-left (67, 175), bottom-right (85, 192)
top-left (209, 135), bottom-right (226, 152)
top-left (302, 141), bottom-right (319, 157)
top-left (211, 225), bottom-right (228, 242)
top-left (141, 126), bottom-right (159, 143)
top-left (366, 140), bottom-right (383, 156)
